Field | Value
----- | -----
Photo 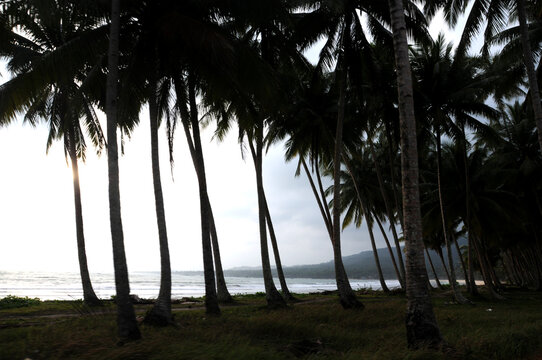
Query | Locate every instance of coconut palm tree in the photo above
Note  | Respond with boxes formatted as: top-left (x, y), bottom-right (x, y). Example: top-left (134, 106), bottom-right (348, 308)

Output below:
top-left (106, 0), bottom-right (141, 340)
top-left (0, 0), bottom-right (109, 306)
top-left (387, 0), bottom-right (443, 348)
top-left (425, 0), bottom-right (542, 152)
top-left (410, 34), bottom-right (500, 304)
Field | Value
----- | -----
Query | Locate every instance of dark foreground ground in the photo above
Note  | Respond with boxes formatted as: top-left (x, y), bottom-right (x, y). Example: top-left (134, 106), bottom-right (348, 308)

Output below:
top-left (1, 287), bottom-right (541, 359)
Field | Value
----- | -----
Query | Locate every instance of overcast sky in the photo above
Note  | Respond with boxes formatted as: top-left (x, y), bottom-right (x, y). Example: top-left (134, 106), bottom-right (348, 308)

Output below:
top-left (0, 11), bottom-right (469, 273)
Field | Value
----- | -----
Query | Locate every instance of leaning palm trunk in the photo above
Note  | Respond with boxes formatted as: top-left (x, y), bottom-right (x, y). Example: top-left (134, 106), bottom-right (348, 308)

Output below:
top-left (472, 236), bottom-right (505, 300)
top-left (263, 192), bottom-right (296, 301)
top-left (425, 248), bottom-right (444, 290)
top-left (143, 77), bottom-right (173, 325)
top-left (387, 0), bottom-right (442, 347)
top-left (333, 48), bottom-right (362, 309)
top-left (368, 215), bottom-right (390, 293)
top-left (106, 0), bottom-right (140, 340)
top-left (208, 204), bottom-right (233, 303)
top-left (342, 152), bottom-right (390, 293)
top-left (369, 140), bottom-right (406, 284)
top-left (453, 236), bottom-right (470, 289)
top-left (374, 216), bottom-right (404, 289)
top-left (301, 157), bottom-right (332, 237)
top-left (68, 127), bottom-right (100, 306)
top-left (436, 247), bottom-right (451, 283)
top-left (250, 134), bottom-right (285, 308)
top-left (517, 0), bottom-right (542, 153)
top-left (436, 131), bottom-right (470, 304)
top-left (461, 130), bottom-right (478, 296)
top-left (187, 77), bottom-right (220, 314)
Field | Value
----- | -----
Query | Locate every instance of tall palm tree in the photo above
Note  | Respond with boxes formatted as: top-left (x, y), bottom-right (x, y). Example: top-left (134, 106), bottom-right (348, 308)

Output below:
top-left (0, 0), bottom-right (108, 306)
top-left (176, 73), bottom-right (232, 304)
top-left (106, 0), bottom-right (140, 340)
top-left (387, 0), bottom-right (442, 348)
top-left (410, 34), bottom-right (499, 304)
top-left (425, 0), bottom-right (542, 151)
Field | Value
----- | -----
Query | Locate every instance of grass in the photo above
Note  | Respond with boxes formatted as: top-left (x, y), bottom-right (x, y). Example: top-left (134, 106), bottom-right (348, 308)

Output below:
top-left (1, 288), bottom-right (541, 359)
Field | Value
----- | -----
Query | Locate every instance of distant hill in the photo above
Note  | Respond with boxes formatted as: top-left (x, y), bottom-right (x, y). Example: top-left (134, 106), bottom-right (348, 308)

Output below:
top-left (222, 243), bottom-right (465, 280)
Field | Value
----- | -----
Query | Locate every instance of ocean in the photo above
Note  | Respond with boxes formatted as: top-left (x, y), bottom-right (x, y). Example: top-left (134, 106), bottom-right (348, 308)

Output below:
top-left (0, 271), bottom-right (402, 300)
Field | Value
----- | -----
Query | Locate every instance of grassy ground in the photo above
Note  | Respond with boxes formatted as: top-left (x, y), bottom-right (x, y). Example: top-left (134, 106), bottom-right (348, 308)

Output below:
top-left (1, 288), bottom-right (541, 359)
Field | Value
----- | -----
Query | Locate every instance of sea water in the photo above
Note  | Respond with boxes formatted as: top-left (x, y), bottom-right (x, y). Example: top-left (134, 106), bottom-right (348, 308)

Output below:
top-left (0, 271), bottom-right (403, 301)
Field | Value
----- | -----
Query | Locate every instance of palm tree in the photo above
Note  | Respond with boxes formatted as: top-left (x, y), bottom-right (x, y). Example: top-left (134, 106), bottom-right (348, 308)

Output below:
top-left (106, 0), bottom-right (140, 340)
top-left (176, 73), bottom-right (232, 304)
top-left (0, 0), bottom-right (107, 306)
top-left (410, 34), bottom-right (499, 304)
top-left (426, 0), bottom-right (542, 151)
top-left (387, 0), bottom-right (442, 348)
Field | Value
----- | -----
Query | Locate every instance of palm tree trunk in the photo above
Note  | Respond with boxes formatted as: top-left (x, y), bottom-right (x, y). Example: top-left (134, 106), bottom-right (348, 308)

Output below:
top-left (467, 230), bottom-right (479, 296)
top-left (333, 45), bottom-right (362, 309)
top-left (436, 247), bottom-right (451, 284)
top-left (384, 121), bottom-right (405, 231)
top-left (263, 192), bottom-right (296, 301)
top-left (387, 0), bottom-right (442, 347)
top-left (367, 214), bottom-right (390, 293)
top-left (374, 215), bottom-right (404, 289)
top-left (315, 159), bottom-right (333, 229)
top-left (249, 136), bottom-right (285, 308)
top-left (436, 130), bottom-right (470, 304)
top-left (208, 203), bottom-right (233, 303)
top-left (143, 75), bottom-right (173, 325)
top-left (68, 127), bottom-right (100, 306)
top-left (472, 235), bottom-right (505, 300)
top-left (453, 236), bottom-right (469, 288)
top-left (341, 151), bottom-right (388, 293)
top-left (368, 140), bottom-right (406, 284)
top-left (178, 85), bottom-right (231, 305)
top-left (301, 157), bottom-right (332, 237)
top-left (517, 0), bottom-right (542, 153)
top-left (461, 130), bottom-right (478, 296)
top-left (425, 248), bottom-right (444, 290)
top-left (105, 0), bottom-right (140, 340)
top-left (188, 76), bottom-right (220, 315)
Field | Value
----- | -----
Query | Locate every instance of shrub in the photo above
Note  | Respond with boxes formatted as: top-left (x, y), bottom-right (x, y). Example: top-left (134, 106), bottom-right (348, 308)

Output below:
top-left (0, 295), bottom-right (41, 309)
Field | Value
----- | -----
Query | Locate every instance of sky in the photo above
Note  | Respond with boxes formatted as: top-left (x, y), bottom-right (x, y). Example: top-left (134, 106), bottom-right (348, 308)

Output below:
top-left (0, 10), bottom-right (474, 274)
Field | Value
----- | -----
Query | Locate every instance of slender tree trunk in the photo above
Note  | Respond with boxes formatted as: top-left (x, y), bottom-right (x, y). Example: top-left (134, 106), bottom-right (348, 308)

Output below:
top-left (369, 140), bottom-right (406, 284)
top-left (208, 203), bottom-right (233, 303)
top-left (188, 76), bottom-right (220, 314)
top-left (68, 127), bottom-right (100, 306)
top-left (250, 136), bottom-right (285, 308)
top-left (454, 237), bottom-right (469, 288)
top-left (263, 192), bottom-right (296, 301)
top-left (467, 230), bottom-right (479, 296)
top-left (436, 131), bottom-right (470, 304)
top-left (105, 0), bottom-right (140, 340)
top-left (385, 122), bottom-right (405, 231)
top-left (437, 247), bottom-right (452, 284)
top-left (341, 152), bottom-right (388, 293)
top-left (368, 215), bottom-right (390, 292)
top-left (472, 236), bottom-right (505, 300)
top-left (425, 248), bottom-right (444, 290)
top-left (375, 216), bottom-right (404, 289)
top-left (517, 0), bottom-right (542, 153)
top-left (302, 156), bottom-right (355, 299)
top-left (301, 157), bottom-right (333, 237)
top-left (332, 42), bottom-right (362, 309)
top-left (316, 158), bottom-right (333, 229)
top-left (387, 0), bottom-right (442, 347)
top-left (461, 128), bottom-right (478, 296)
top-left (178, 85), bottom-right (231, 304)
top-left (143, 76), bottom-right (173, 325)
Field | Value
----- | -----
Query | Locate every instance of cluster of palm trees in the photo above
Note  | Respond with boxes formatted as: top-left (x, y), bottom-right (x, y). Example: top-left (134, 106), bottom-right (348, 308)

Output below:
top-left (1, 0), bottom-right (542, 350)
